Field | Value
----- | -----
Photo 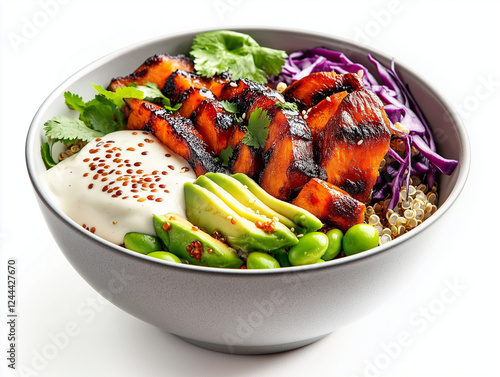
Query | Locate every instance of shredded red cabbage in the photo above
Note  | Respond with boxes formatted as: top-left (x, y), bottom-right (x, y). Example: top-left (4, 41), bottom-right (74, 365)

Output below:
top-left (271, 48), bottom-right (458, 209)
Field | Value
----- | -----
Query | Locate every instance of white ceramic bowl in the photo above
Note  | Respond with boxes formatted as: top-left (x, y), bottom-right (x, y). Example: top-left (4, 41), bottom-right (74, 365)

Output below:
top-left (25, 27), bottom-right (470, 354)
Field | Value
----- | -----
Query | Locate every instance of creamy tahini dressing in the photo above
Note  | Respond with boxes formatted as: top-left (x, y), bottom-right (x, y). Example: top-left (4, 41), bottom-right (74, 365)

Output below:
top-left (43, 130), bottom-right (196, 244)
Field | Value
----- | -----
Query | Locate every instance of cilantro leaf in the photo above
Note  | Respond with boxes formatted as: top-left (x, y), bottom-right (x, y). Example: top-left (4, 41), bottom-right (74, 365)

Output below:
top-left (242, 108), bottom-right (270, 149)
top-left (220, 100), bottom-right (239, 114)
top-left (64, 92), bottom-right (86, 113)
top-left (44, 115), bottom-right (104, 145)
top-left (190, 30), bottom-right (287, 84)
top-left (82, 95), bottom-right (126, 134)
top-left (219, 145), bottom-right (233, 166)
top-left (132, 82), bottom-right (182, 111)
top-left (92, 84), bottom-right (144, 108)
top-left (275, 101), bottom-right (299, 112)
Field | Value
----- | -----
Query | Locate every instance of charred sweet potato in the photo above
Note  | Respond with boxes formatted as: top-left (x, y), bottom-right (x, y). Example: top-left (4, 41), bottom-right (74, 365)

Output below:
top-left (162, 70), bottom-right (230, 101)
top-left (126, 98), bottom-right (159, 131)
top-left (318, 88), bottom-right (391, 203)
top-left (291, 178), bottom-right (365, 232)
top-left (124, 99), bottom-right (224, 176)
top-left (192, 98), bottom-right (236, 155)
top-left (225, 124), bottom-right (263, 179)
top-left (218, 79), bottom-right (266, 102)
top-left (177, 88), bottom-right (215, 119)
top-left (221, 83), bottom-right (323, 200)
top-left (108, 54), bottom-right (194, 91)
top-left (259, 136), bottom-right (323, 202)
top-left (282, 72), bottom-right (363, 110)
top-left (306, 91), bottom-right (348, 144)
top-left (240, 89), bottom-right (296, 153)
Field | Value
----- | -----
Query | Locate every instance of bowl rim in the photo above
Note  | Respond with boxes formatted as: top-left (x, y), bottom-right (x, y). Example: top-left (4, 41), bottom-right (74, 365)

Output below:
top-left (25, 25), bottom-right (471, 276)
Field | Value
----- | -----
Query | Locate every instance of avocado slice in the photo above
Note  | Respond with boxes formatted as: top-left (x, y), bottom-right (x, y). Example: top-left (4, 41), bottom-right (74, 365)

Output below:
top-left (204, 172), bottom-right (302, 233)
top-left (184, 182), bottom-right (297, 252)
top-left (194, 175), bottom-right (298, 247)
top-left (231, 173), bottom-right (323, 234)
top-left (153, 213), bottom-right (243, 268)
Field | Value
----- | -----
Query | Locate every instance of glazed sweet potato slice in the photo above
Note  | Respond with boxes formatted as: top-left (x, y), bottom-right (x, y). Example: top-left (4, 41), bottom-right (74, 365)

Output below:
top-left (259, 136), bottom-right (322, 202)
top-left (319, 88), bottom-right (391, 203)
top-left (124, 99), bottom-right (224, 176)
top-left (221, 83), bottom-right (323, 199)
top-left (240, 89), bottom-right (292, 152)
top-left (225, 124), bottom-right (263, 179)
top-left (218, 78), bottom-right (266, 102)
top-left (108, 54), bottom-right (194, 91)
top-left (177, 87), bottom-right (215, 119)
top-left (162, 70), bottom-right (230, 101)
top-left (192, 98), bottom-right (237, 155)
top-left (306, 91), bottom-right (348, 144)
top-left (282, 72), bottom-right (363, 110)
top-left (291, 178), bottom-right (365, 232)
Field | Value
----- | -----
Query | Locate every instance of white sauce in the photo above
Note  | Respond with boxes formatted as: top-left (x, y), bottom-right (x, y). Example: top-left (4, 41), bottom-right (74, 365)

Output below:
top-left (43, 130), bottom-right (196, 244)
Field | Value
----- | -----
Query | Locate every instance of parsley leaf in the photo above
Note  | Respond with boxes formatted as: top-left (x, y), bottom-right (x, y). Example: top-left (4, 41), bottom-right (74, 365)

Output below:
top-left (219, 145), bottom-right (234, 167)
top-left (242, 108), bottom-right (270, 149)
top-left (190, 30), bottom-right (287, 84)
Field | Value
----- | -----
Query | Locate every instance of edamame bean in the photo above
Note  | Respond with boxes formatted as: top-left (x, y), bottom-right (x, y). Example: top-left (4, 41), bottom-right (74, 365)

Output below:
top-left (343, 224), bottom-right (379, 256)
top-left (288, 232), bottom-right (328, 266)
top-left (322, 228), bottom-right (343, 261)
top-left (246, 252), bottom-right (280, 269)
top-left (147, 251), bottom-right (182, 263)
top-left (270, 249), bottom-right (292, 267)
top-left (124, 232), bottom-right (163, 254)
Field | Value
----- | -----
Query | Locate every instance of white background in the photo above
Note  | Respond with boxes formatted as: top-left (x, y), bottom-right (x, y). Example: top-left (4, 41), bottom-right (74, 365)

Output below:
top-left (1, 0), bottom-right (498, 376)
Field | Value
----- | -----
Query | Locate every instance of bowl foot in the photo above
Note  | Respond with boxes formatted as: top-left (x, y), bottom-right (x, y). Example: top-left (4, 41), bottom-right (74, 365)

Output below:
top-left (175, 333), bottom-right (329, 355)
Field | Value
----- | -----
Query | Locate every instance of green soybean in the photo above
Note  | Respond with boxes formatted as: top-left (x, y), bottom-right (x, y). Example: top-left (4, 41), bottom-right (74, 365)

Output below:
top-left (147, 251), bottom-right (182, 263)
top-left (322, 228), bottom-right (343, 261)
top-left (343, 224), bottom-right (379, 256)
top-left (124, 232), bottom-right (163, 254)
top-left (246, 252), bottom-right (280, 269)
top-left (288, 232), bottom-right (328, 266)
top-left (270, 249), bottom-right (292, 267)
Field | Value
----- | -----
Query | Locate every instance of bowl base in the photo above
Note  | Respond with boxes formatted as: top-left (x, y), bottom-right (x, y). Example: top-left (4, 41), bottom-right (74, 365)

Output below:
top-left (176, 333), bottom-right (329, 355)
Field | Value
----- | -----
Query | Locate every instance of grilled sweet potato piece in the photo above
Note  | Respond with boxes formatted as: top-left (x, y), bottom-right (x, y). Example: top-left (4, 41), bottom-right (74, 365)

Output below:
top-left (259, 135), bottom-right (323, 202)
top-left (124, 99), bottom-right (224, 176)
top-left (108, 54), bottom-right (194, 91)
top-left (319, 88), bottom-right (391, 203)
top-left (218, 79), bottom-right (266, 102)
top-left (192, 98), bottom-right (236, 155)
top-left (126, 98), bottom-right (159, 131)
top-left (221, 83), bottom-right (323, 200)
top-left (282, 72), bottom-right (363, 110)
top-left (162, 70), bottom-right (230, 101)
top-left (306, 91), bottom-right (348, 144)
top-left (224, 124), bottom-right (263, 179)
top-left (177, 88), bottom-right (215, 119)
top-left (291, 178), bottom-right (365, 232)
top-left (240, 89), bottom-right (292, 152)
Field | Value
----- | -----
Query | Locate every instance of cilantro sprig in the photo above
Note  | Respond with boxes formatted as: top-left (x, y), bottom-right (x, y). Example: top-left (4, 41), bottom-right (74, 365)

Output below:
top-left (190, 30), bottom-right (287, 84)
top-left (242, 108), bottom-right (271, 149)
top-left (218, 145), bottom-right (234, 167)
top-left (41, 82), bottom-right (180, 168)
